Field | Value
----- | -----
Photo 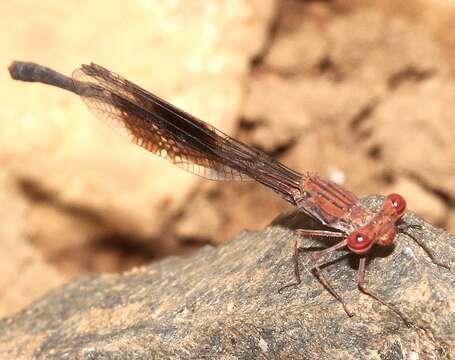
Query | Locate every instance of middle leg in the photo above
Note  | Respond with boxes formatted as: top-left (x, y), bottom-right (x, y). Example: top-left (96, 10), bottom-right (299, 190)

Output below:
top-left (278, 229), bottom-right (345, 293)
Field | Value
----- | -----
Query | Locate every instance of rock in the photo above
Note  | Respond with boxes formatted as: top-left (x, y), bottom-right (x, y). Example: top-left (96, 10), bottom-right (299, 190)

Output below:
top-left (367, 78), bottom-right (455, 198)
top-left (0, 172), bottom-right (65, 318)
top-left (447, 211), bottom-right (455, 236)
top-left (0, 196), bottom-right (453, 359)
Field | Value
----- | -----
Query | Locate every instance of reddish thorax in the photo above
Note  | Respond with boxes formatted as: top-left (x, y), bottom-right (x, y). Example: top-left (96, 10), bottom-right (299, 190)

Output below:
top-left (297, 175), bottom-right (373, 233)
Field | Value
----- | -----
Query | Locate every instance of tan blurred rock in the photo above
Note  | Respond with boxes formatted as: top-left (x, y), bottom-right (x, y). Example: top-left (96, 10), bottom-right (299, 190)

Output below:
top-left (368, 79), bottom-right (455, 198)
top-left (244, 72), bottom-right (376, 153)
top-left (174, 193), bottom-right (222, 241)
top-left (447, 211), bottom-right (455, 234)
top-left (265, 17), bottom-right (329, 75)
top-left (336, 0), bottom-right (455, 73)
top-left (242, 72), bottom-right (312, 152)
top-left (0, 0), bottom-right (276, 313)
top-left (267, 6), bottom-right (448, 86)
top-left (1, 0), bottom-right (276, 243)
top-left (0, 173), bottom-right (65, 318)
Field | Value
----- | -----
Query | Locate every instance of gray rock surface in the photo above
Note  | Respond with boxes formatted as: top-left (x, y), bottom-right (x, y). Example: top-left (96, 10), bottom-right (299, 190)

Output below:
top-left (0, 196), bottom-right (454, 359)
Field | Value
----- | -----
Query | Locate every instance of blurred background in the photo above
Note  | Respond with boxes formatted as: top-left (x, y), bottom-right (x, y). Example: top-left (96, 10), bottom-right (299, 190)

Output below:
top-left (1, 0), bottom-right (454, 318)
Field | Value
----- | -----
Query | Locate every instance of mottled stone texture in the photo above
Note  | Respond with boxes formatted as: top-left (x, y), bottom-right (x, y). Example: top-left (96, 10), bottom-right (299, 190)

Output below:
top-left (0, 197), bottom-right (453, 359)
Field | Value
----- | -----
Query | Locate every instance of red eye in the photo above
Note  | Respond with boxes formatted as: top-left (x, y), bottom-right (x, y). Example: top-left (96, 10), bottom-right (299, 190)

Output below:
top-left (388, 193), bottom-right (406, 216)
top-left (347, 231), bottom-right (373, 254)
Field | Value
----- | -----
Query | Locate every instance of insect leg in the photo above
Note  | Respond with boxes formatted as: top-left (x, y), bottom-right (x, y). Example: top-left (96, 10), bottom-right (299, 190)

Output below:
top-left (311, 263), bottom-right (353, 317)
top-left (357, 257), bottom-right (411, 326)
top-left (278, 230), bottom-right (345, 293)
top-left (307, 238), bottom-right (352, 316)
top-left (398, 223), bottom-right (450, 269)
top-left (278, 238), bottom-right (303, 293)
top-left (280, 231), bottom-right (354, 316)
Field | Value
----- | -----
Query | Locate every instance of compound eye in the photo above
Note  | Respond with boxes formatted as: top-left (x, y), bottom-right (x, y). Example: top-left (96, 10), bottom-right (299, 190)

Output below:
top-left (347, 231), bottom-right (372, 254)
top-left (388, 193), bottom-right (406, 216)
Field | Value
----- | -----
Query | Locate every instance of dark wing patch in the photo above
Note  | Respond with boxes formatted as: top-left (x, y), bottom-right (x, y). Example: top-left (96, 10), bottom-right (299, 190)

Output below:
top-left (72, 63), bottom-right (303, 204)
top-left (72, 64), bottom-right (248, 181)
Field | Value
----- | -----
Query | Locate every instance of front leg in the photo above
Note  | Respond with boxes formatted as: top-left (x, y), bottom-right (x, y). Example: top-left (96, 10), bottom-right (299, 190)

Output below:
top-left (310, 261), bottom-right (353, 317)
top-left (278, 229), bottom-right (345, 293)
top-left (357, 257), bottom-right (410, 326)
top-left (279, 229), bottom-right (354, 317)
top-left (397, 222), bottom-right (450, 269)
